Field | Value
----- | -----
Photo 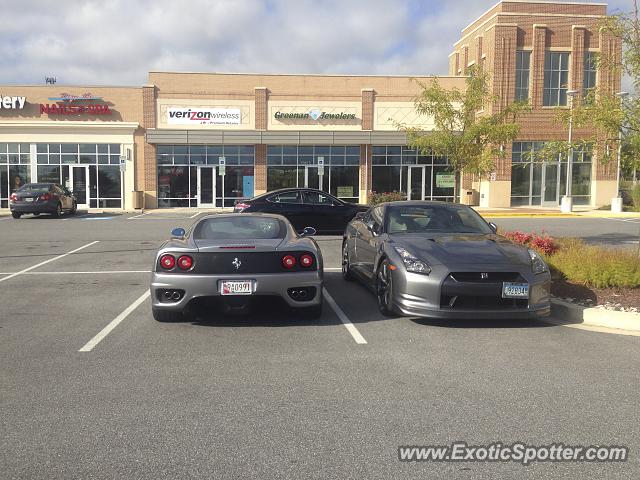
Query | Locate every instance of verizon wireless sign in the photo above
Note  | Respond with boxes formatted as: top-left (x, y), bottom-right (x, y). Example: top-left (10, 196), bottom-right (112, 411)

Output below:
top-left (167, 107), bottom-right (241, 125)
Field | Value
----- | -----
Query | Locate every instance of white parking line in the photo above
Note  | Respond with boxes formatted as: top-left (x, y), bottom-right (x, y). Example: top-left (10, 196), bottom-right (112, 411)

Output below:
top-left (324, 267), bottom-right (341, 272)
top-left (189, 212), bottom-right (200, 218)
top-left (323, 288), bottom-right (367, 345)
top-left (78, 290), bottom-right (150, 352)
top-left (603, 217), bottom-right (640, 223)
top-left (0, 241), bottom-right (99, 284)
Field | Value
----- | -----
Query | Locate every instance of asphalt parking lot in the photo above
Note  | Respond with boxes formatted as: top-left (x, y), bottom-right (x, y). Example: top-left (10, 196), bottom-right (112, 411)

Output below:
top-left (1, 211), bottom-right (639, 479)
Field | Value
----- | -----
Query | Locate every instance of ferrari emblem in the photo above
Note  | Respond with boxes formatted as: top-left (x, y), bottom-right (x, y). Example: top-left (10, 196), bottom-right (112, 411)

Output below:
top-left (232, 258), bottom-right (241, 270)
top-left (481, 273), bottom-right (489, 279)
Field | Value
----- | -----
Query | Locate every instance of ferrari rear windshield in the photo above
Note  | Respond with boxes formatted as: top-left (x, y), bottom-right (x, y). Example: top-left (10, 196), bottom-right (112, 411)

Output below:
top-left (193, 216), bottom-right (285, 240)
top-left (387, 205), bottom-right (492, 235)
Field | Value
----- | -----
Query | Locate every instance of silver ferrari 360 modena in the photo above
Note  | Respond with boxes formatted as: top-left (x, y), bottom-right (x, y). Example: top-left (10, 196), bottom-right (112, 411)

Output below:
top-left (150, 213), bottom-right (323, 322)
top-left (342, 201), bottom-right (551, 319)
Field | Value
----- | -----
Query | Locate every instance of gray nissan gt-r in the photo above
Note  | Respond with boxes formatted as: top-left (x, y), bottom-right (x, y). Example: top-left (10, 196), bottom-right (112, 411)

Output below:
top-left (150, 213), bottom-right (323, 322)
top-left (342, 201), bottom-right (551, 319)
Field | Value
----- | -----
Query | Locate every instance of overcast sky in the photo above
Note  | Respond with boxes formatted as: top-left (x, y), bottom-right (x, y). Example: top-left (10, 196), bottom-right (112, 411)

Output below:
top-left (0, 0), bottom-right (632, 86)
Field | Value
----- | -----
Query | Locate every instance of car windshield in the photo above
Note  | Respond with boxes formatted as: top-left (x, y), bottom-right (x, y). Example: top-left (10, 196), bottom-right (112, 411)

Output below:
top-left (387, 205), bottom-right (493, 235)
top-left (18, 184), bottom-right (51, 193)
top-left (193, 216), bottom-right (284, 240)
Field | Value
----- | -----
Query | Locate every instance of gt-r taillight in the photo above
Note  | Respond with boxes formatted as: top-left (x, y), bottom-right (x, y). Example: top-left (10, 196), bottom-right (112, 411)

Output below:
top-left (282, 255), bottom-right (297, 269)
top-left (39, 193), bottom-right (51, 201)
top-left (160, 254), bottom-right (176, 270)
top-left (177, 255), bottom-right (193, 270)
top-left (299, 254), bottom-right (314, 268)
top-left (9, 193), bottom-right (17, 202)
top-left (235, 202), bottom-right (250, 212)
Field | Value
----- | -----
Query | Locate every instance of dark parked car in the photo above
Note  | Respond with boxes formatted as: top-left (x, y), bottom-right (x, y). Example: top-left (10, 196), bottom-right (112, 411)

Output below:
top-left (9, 183), bottom-right (77, 219)
top-left (342, 201), bottom-right (551, 319)
top-left (234, 188), bottom-right (368, 235)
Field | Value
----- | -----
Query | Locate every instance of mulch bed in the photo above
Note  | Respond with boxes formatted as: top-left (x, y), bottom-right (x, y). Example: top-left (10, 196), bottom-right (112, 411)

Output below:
top-left (551, 279), bottom-right (640, 309)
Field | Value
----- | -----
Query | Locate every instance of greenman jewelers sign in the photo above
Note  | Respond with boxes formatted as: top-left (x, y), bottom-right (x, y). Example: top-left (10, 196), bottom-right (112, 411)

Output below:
top-left (435, 173), bottom-right (455, 188)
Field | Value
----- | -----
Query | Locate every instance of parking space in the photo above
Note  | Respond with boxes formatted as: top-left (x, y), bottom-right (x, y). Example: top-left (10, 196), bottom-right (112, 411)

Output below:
top-left (1, 212), bottom-right (640, 478)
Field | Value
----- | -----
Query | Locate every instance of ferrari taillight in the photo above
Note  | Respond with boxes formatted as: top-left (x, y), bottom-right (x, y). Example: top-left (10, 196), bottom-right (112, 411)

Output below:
top-left (177, 255), bottom-right (193, 270)
top-left (299, 254), bottom-right (314, 268)
top-left (40, 193), bottom-right (51, 201)
top-left (160, 254), bottom-right (176, 270)
top-left (9, 193), bottom-right (17, 202)
top-left (235, 202), bottom-right (250, 211)
top-left (281, 255), bottom-right (296, 269)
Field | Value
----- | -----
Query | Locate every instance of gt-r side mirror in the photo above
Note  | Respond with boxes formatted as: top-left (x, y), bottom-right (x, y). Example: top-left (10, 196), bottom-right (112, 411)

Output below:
top-left (301, 226), bottom-right (317, 237)
top-left (171, 227), bottom-right (186, 239)
top-left (488, 222), bottom-right (498, 233)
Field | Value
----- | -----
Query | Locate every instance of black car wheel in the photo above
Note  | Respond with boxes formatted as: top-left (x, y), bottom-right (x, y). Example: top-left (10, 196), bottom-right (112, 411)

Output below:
top-left (52, 203), bottom-right (62, 218)
top-left (342, 241), bottom-right (354, 281)
top-left (152, 308), bottom-right (184, 323)
top-left (376, 259), bottom-right (395, 316)
top-left (70, 202), bottom-right (77, 215)
top-left (11, 212), bottom-right (21, 219)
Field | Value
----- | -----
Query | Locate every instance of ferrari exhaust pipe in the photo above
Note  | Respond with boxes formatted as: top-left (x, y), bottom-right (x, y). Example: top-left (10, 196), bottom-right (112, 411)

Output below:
top-left (164, 290), bottom-right (173, 300)
top-left (291, 290), bottom-right (300, 299)
top-left (298, 290), bottom-right (307, 299)
top-left (171, 291), bottom-right (181, 301)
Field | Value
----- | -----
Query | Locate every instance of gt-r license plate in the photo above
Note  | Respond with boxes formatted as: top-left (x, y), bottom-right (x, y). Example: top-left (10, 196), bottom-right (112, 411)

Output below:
top-left (220, 280), bottom-right (252, 296)
top-left (502, 282), bottom-right (529, 299)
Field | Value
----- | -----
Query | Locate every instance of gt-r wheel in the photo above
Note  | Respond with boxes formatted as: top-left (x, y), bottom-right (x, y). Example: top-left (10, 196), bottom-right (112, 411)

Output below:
top-left (376, 259), bottom-right (395, 316)
top-left (342, 241), bottom-right (354, 281)
top-left (11, 212), bottom-right (21, 219)
top-left (152, 308), bottom-right (184, 323)
top-left (52, 203), bottom-right (62, 218)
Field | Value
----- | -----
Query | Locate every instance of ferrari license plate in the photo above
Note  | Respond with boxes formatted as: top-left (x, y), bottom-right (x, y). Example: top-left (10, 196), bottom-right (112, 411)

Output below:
top-left (220, 280), bottom-right (252, 296)
top-left (25, 198), bottom-right (34, 202)
top-left (502, 282), bottom-right (529, 299)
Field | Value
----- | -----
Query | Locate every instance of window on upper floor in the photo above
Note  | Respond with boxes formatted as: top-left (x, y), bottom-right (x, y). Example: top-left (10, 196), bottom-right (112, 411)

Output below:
top-left (543, 52), bottom-right (570, 106)
top-left (583, 51), bottom-right (598, 98)
top-left (515, 51), bottom-right (531, 101)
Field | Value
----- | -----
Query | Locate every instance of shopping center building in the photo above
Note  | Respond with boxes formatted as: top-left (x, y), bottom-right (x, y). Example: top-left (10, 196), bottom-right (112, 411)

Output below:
top-left (0, 0), bottom-right (621, 210)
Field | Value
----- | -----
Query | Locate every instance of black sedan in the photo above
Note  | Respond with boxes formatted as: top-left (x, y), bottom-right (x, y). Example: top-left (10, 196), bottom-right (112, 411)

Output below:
top-left (10, 183), bottom-right (77, 219)
top-left (342, 201), bottom-right (551, 319)
top-left (234, 188), bottom-right (368, 235)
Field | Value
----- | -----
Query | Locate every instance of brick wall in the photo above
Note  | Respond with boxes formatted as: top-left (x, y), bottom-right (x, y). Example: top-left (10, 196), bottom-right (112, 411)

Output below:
top-left (141, 85), bottom-right (157, 203)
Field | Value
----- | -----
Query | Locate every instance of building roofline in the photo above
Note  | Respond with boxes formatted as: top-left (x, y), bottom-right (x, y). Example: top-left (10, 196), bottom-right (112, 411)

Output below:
top-left (0, 84), bottom-right (143, 89)
top-left (148, 71), bottom-right (464, 79)
top-left (460, 0), bottom-right (608, 34)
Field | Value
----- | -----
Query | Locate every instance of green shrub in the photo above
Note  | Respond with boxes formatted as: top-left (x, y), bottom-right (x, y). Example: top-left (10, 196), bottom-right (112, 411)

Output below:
top-left (544, 238), bottom-right (640, 288)
top-left (368, 191), bottom-right (406, 206)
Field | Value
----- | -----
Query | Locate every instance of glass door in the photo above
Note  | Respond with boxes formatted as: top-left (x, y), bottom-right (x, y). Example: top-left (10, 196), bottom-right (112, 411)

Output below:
top-left (304, 166), bottom-right (323, 190)
top-left (197, 166), bottom-right (216, 207)
top-left (70, 166), bottom-right (90, 207)
top-left (407, 166), bottom-right (425, 200)
top-left (542, 163), bottom-right (559, 205)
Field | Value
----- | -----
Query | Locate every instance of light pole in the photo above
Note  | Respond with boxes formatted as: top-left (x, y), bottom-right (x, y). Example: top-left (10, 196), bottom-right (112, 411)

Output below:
top-left (561, 90), bottom-right (579, 213)
top-left (612, 91), bottom-right (629, 213)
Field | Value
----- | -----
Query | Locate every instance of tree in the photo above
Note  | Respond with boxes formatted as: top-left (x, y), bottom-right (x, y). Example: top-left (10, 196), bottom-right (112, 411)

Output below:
top-left (400, 65), bottom-right (529, 201)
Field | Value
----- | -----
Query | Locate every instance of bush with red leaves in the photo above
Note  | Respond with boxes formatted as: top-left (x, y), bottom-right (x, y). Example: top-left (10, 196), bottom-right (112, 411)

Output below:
top-left (502, 230), bottom-right (559, 256)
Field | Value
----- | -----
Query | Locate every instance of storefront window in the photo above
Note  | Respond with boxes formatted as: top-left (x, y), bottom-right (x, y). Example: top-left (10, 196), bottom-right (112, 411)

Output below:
top-left (266, 145), bottom-right (360, 202)
top-left (371, 146), bottom-right (452, 201)
top-left (156, 145), bottom-right (255, 207)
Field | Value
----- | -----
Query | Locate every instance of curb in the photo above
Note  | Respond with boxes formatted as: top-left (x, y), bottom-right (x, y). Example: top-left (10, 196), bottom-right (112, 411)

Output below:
top-left (551, 298), bottom-right (640, 332)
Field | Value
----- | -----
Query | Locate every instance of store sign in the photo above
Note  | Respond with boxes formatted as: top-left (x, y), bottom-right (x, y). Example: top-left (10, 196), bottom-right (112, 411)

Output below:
top-left (274, 109), bottom-right (356, 121)
top-left (0, 96), bottom-right (26, 109)
top-left (40, 92), bottom-right (112, 115)
top-left (167, 107), bottom-right (241, 125)
top-left (337, 186), bottom-right (354, 198)
top-left (435, 173), bottom-right (455, 188)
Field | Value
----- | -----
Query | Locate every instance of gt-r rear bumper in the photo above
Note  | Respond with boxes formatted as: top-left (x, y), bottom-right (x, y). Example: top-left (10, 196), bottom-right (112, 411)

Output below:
top-left (150, 270), bottom-right (323, 310)
top-left (389, 268), bottom-right (551, 320)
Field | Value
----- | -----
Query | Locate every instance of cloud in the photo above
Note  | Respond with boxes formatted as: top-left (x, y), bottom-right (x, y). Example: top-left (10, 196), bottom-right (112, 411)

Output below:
top-left (0, 0), bottom-right (631, 85)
